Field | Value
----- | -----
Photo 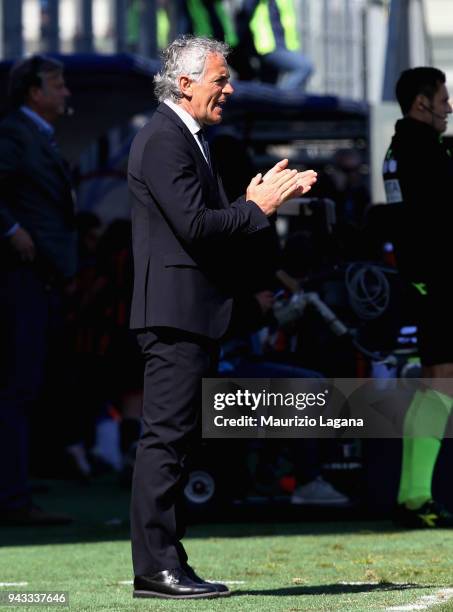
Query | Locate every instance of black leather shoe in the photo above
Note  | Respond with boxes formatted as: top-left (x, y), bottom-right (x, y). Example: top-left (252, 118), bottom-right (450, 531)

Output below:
top-left (184, 564), bottom-right (231, 596)
top-left (133, 568), bottom-right (220, 599)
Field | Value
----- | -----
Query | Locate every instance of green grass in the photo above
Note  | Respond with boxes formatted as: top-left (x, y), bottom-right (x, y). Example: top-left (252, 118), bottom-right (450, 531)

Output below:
top-left (1, 478), bottom-right (452, 611)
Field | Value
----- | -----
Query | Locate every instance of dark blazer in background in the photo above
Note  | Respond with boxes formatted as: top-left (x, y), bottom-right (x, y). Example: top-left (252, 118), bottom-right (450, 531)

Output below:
top-left (0, 110), bottom-right (76, 278)
top-left (128, 102), bottom-right (269, 339)
top-left (0, 108), bottom-right (76, 514)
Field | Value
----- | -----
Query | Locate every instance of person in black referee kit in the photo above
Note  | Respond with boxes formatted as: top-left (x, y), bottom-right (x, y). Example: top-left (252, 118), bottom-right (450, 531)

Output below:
top-left (383, 67), bottom-right (453, 528)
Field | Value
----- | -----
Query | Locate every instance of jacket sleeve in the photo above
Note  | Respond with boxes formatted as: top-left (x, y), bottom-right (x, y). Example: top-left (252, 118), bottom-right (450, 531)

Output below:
top-left (0, 123), bottom-right (24, 235)
top-left (140, 130), bottom-right (269, 246)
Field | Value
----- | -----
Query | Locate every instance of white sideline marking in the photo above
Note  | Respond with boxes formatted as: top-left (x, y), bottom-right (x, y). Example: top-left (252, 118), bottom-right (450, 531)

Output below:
top-left (118, 579), bottom-right (246, 586)
top-left (339, 581), bottom-right (414, 587)
top-left (0, 582), bottom-right (28, 587)
top-left (386, 588), bottom-right (453, 611)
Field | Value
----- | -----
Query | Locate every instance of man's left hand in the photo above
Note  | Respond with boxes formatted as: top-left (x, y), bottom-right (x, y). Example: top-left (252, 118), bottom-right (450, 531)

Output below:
top-left (262, 160), bottom-right (317, 196)
top-left (294, 169), bottom-right (317, 195)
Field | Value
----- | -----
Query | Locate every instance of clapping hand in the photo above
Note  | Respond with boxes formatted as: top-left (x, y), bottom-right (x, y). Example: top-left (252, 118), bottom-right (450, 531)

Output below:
top-left (246, 159), bottom-right (317, 216)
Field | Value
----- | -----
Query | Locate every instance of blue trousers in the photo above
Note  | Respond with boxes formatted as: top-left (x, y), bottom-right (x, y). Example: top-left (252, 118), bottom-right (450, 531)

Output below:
top-left (0, 265), bottom-right (62, 510)
top-left (261, 48), bottom-right (313, 90)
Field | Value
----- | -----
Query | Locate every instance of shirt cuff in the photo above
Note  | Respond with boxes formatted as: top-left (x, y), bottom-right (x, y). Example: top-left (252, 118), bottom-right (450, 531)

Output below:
top-left (4, 223), bottom-right (19, 237)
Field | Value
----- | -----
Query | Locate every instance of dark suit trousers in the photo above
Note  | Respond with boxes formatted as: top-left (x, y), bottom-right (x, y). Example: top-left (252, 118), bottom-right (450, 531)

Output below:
top-left (0, 264), bottom-right (62, 510)
top-left (131, 327), bottom-right (218, 576)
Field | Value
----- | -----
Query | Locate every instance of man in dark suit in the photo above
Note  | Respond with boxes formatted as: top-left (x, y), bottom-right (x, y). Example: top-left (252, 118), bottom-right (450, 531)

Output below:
top-left (0, 56), bottom-right (76, 525)
top-left (128, 35), bottom-right (317, 600)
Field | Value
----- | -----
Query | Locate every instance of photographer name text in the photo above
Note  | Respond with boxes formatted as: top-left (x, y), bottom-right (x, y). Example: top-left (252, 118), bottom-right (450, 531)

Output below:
top-left (213, 415), bottom-right (364, 429)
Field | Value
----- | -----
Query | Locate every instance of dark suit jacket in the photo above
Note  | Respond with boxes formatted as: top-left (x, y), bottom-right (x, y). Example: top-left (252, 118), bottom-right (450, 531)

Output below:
top-left (0, 110), bottom-right (76, 279)
top-left (128, 102), bottom-right (269, 339)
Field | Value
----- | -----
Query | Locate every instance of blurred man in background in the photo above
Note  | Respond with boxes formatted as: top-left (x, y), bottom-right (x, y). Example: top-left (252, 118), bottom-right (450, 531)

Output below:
top-left (0, 56), bottom-right (76, 525)
top-left (238, 0), bottom-right (313, 89)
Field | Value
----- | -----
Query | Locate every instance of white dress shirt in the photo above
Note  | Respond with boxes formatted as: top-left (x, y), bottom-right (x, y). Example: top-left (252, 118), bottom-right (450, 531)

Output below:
top-left (163, 99), bottom-right (210, 165)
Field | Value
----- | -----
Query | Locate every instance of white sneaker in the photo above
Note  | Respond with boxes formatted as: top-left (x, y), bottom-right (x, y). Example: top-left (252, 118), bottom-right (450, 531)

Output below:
top-left (291, 476), bottom-right (350, 506)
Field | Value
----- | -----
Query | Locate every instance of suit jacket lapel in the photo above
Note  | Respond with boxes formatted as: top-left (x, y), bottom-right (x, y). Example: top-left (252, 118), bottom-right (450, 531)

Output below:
top-left (156, 103), bottom-right (219, 187)
top-left (211, 153), bottom-right (230, 209)
top-left (19, 112), bottom-right (71, 183)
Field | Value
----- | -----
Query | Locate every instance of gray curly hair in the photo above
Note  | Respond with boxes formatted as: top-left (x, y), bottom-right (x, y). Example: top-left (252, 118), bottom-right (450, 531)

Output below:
top-left (154, 35), bottom-right (230, 103)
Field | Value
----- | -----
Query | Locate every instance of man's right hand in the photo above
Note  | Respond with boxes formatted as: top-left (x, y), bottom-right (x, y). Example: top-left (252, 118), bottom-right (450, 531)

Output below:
top-left (9, 227), bottom-right (36, 262)
top-left (246, 161), bottom-right (317, 216)
top-left (246, 168), bottom-right (300, 216)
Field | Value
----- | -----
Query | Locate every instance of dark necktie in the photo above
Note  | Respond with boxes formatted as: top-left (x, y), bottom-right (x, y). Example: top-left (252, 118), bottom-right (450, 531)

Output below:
top-left (198, 128), bottom-right (212, 172)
